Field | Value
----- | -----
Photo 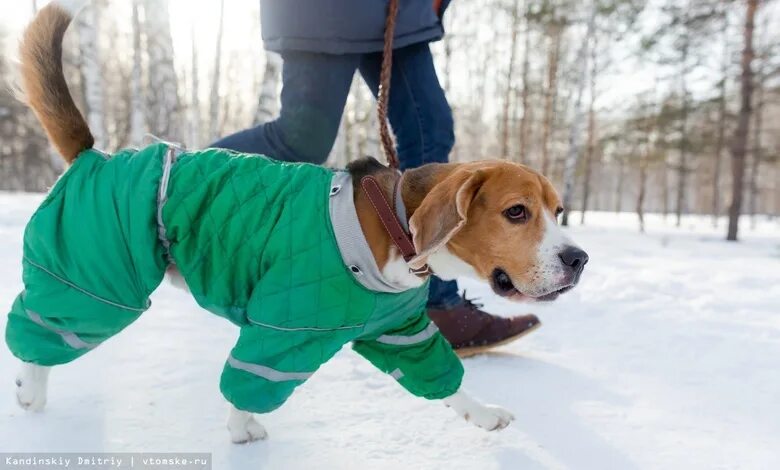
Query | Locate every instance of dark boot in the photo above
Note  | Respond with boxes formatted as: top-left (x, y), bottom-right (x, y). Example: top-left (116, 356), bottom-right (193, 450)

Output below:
top-left (428, 297), bottom-right (541, 357)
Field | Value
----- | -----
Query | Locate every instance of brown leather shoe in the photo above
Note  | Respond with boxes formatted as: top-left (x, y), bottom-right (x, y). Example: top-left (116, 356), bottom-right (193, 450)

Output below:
top-left (428, 297), bottom-right (541, 358)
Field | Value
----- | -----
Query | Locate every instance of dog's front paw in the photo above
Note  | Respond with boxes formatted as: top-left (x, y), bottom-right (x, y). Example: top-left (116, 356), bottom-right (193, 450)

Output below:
top-left (227, 407), bottom-right (268, 444)
top-left (15, 364), bottom-right (49, 412)
top-left (464, 404), bottom-right (515, 431)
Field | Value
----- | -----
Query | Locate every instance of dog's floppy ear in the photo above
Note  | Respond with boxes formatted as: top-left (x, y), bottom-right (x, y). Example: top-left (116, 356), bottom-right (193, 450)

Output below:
top-left (408, 169), bottom-right (486, 269)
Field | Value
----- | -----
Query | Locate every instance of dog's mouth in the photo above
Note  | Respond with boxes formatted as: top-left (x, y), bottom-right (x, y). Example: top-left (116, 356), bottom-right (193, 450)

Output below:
top-left (490, 268), bottom-right (574, 302)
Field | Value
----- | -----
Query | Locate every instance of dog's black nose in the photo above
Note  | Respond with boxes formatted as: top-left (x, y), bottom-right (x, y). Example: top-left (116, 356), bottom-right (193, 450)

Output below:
top-left (559, 246), bottom-right (589, 273)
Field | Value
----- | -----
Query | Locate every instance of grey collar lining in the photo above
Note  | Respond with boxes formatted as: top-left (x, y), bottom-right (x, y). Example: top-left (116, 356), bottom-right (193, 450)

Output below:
top-left (329, 171), bottom-right (412, 294)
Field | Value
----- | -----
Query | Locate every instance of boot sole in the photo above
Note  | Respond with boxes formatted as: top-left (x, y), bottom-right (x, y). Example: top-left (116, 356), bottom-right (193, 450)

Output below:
top-left (455, 321), bottom-right (542, 358)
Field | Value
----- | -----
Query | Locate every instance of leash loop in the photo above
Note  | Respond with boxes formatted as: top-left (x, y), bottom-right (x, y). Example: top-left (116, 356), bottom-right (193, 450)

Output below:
top-left (378, 0), bottom-right (400, 169)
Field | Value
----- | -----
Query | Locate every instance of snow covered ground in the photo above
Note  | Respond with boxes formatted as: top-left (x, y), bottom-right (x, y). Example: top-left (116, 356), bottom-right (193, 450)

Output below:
top-left (1, 192), bottom-right (779, 470)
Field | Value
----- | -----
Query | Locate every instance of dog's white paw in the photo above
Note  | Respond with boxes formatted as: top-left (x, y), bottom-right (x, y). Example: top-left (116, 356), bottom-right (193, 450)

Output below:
top-left (227, 407), bottom-right (268, 444)
top-left (229, 416), bottom-right (268, 444)
top-left (464, 404), bottom-right (515, 431)
top-left (443, 390), bottom-right (515, 432)
top-left (15, 363), bottom-right (50, 412)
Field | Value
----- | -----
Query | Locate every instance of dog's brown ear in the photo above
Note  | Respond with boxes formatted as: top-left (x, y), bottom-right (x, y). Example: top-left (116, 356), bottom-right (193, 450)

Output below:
top-left (408, 169), bottom-right (486, 269)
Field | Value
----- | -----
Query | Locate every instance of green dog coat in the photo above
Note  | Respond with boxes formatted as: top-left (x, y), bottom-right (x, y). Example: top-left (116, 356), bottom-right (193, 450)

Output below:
top-left (5, 144), bottom-right (463, 413)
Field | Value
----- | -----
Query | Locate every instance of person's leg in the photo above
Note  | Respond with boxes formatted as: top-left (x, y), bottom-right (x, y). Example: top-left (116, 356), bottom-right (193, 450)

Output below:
top-left (358, 43), bottom-right (454, 170)
top-left (211, 51), bottom-right (359, 164)
top-left (358, 43), bottom-right (460, 308)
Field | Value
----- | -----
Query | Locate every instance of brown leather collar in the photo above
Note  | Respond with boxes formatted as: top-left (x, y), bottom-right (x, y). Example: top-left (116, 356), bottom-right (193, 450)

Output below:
top-left (360, 175), bottom-right (431, 277)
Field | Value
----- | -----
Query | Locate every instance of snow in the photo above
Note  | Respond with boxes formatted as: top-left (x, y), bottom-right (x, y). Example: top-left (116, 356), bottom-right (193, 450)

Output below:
top-left (1, 192), bottom-right (779, 470)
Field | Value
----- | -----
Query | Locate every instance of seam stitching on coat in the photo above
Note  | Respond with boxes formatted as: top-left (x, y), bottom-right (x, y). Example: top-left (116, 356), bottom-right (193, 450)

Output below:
top-left (23, 257), bottom-right (149, 312)
top-left (247, 318), bottom-right (364, 332)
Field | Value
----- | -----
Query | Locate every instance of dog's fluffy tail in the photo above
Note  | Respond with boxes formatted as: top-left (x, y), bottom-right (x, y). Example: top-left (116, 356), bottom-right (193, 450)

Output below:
top-left (18, 0), bottom-right (93, 163)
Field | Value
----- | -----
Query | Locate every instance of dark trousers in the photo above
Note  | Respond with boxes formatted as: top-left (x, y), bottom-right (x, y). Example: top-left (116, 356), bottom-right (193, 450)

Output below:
top-left (212, 42), bottom-right (461, 308)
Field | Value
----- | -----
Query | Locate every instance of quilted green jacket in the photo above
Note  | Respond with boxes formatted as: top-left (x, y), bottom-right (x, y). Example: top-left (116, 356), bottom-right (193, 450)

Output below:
top-left (5, 144), bottom-right (463, 413)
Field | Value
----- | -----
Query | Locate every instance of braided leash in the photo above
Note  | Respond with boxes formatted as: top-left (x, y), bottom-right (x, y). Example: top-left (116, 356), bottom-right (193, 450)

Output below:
top-left (378, 0), bottom-right (400, 169)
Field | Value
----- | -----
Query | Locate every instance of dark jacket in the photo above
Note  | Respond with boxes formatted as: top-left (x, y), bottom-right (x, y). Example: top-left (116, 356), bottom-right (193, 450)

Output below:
top-left (260, 0), bottom-right (451, 55)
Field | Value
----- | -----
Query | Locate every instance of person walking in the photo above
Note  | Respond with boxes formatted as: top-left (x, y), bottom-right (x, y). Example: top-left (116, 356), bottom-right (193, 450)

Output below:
top-left (212, 0), bottom-right (541, 356)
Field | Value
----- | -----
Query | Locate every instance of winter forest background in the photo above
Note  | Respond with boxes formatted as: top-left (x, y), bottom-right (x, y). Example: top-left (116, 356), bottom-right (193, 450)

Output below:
top-left (1, 0), bottom-right (778, 241)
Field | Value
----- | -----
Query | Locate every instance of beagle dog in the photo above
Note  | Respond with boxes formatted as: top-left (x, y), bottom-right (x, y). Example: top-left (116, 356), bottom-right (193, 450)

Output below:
top-left (11, 0), bottom-right (587, 443)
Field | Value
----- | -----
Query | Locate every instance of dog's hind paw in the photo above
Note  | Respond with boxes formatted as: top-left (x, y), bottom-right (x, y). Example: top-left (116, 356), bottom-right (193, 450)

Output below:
top-left (227, 407), bottom-right (267, 444)
top-left (229, 417), bottom-right (267, 444)
top-left (15, 363), bottom-right (50, 412)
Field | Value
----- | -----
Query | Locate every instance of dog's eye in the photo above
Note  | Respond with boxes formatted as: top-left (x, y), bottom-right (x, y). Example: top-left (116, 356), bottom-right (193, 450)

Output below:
top-left (504, 204), bottom-right (528, 223)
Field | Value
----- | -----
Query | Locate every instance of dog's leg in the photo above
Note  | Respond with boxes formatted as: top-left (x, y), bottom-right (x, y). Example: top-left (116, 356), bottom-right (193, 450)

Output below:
top-left (442, 390), bottom-right (515, 431)
top-left (227, 404), bottom-right (268, 444)
top-left (15, 362), bottom-right (50, 412)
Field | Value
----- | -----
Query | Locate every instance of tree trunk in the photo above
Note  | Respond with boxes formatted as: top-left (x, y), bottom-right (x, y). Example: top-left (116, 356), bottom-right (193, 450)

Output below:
top-left (662, 158), bottom-right (670, 219)
top-left (77, 1), bottom-right (106, 148)
top-left (615, 158), bottom-right (625, 214)
top-left (518, 4), bottom-right (531, 164)
top-left (711, 46), bottom-right (728, 227)
top-left (748, 33), bottom-right (765, 229)
top-left (561, 3), bottom-right (596, 227)
top-left (254, 53), bottom-right (282, 125)
top-left (129, 0), bottom-right (145, 147)
top-left (637, 154), bottom-right (648, 233)
top-left (726, 0), bottom-right (758, 241)
top-left (500, 0), bottom-right (521, 158)
top-left (675, 36), bottom-right (689, 228)
top-left (580, 35), bottom-right (598, 225)
top-left (188, 22), bottom-right (201, 148)
top-left (774, 161), bottom-right (780, 220)
top-left (474, 27), bottom-right (496, 159)
top-left (208, 0), bottom-right (226, 142)
top-left (541, 23), bottom-right (562, 174)
top-left (144, 0), bottom-right (181, 141)
top-left (441, 17), bottom-right (457, 161)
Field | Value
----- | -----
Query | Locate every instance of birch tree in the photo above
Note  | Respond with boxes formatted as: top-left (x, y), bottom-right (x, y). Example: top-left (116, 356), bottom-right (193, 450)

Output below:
top-left (144, 0), bottom-right (181, 141)
top-left (540, 14), bottom-right (563, 174)
top-left (748, 68), bottom-right (764, 227)
top-left (500, 0), bottom-right (521, 158)
top-left (129, 0), bottom-right (145, 147)
top-left (674, 5), bottom-right (691, 228)
top-left (561, 0), bottom-right (597, 226)
top-left (254, 53), bottom-right (282, 125)
top-left (188, 22), bottom-right (202, 148)
top-left (208, 0), bottom-right (226, 142)
top-left (77, 1), bottom-right (106, 148)
top-left (580, 39), bottom-right (598, 225)
top-left (518, 2), bottom-right (532, 164)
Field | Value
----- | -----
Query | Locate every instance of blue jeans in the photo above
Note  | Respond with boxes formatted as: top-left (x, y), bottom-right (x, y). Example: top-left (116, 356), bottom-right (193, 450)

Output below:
top-left (212, 43), bottom-right (461, 309)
